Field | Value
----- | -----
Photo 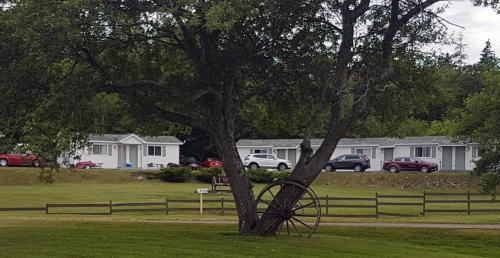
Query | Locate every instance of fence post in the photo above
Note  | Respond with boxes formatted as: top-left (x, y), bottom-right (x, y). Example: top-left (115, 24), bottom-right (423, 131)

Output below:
top-left (165, 198), bottom-right (169, 215)
top-left (467, 191), bottom-right (471, 215)
top-left (46, 203), bottom-right (49, 214)
top-left (109, 200), bottom-right (113, 215)
top-left (422, 191), bottom-right (426, 217)
top-left (221, 197), bottom-right (224, 215)
top-left (325, 194), bottom-right (329, 216)
top-left (375, 192), bottom-right (379, 218)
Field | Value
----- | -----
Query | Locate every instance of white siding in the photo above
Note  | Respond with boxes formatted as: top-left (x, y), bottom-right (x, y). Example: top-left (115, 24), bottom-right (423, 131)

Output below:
top-left (142, 144), bottom-right (180, 168)
top-left (76, 142), bottom-right (119, 169)
top-left (237, 147), bottom-right (252, 161)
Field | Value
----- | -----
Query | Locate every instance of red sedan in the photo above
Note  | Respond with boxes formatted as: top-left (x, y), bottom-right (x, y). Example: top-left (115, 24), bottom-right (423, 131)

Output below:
top-left (200, 158), bottom-right (224, 168)
top-left (383, 157), bottom-right (438, 173)
top-left (0, 153), bottom-right (42, 167)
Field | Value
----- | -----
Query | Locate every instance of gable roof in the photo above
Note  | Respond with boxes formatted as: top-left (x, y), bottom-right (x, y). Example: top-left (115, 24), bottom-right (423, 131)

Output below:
top-left (88, 134), bottom-right (182, 144)
top-left (236, 136), bottom-right (467, 148)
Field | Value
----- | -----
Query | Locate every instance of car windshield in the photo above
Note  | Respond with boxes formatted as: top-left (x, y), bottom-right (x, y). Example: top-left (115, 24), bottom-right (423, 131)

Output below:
top-left (414, 158), bottom-right (424, 162)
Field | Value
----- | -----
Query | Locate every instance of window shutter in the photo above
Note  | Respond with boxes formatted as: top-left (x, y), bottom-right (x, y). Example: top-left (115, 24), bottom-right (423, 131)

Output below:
top-left (107, 145), bottom-right (112, 156)
top-left (268, 148), bottom-right (272, 154)
top-left (410, 147), bottom-right (415, 157)
top-left (351, 148), bottom-right (355, 154)
top-left (162, 146), bottom-right (166, 157)
top-left (250, 148), bottom-right (254, 154)
top-left (432, 147), bottom-right (436, 158)
top-left (372, 147), bottom-right (376, 159)
top-left (472, 146), bottom-right (477, 158)
top-left (144, 145), bottom-right (148, 156)
top-left (88, 145), bottom-right (92, 155)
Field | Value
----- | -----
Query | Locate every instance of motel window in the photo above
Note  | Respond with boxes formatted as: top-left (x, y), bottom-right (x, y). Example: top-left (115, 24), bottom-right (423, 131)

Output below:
top-left (252, 149), bottom-right (270, 154)
top-left (92, 144), bottom-right (107, 155)
top-left (355, 148), bottom-right (376, 159)
top-left (415, 147), bottom-right (431, 158)
top-left (148, 146), bottom-right (162, 156)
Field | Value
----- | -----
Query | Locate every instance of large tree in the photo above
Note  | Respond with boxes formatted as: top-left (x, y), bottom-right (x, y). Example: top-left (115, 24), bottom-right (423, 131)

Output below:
top-left (2, 0), bottom-right (498, 236)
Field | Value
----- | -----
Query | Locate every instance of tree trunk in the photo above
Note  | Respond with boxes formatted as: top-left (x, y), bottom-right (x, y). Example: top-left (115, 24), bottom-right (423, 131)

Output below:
top-left (213, 135), bottom-right (258, 234)
top-left (253, 134), bottom-right (345, 236)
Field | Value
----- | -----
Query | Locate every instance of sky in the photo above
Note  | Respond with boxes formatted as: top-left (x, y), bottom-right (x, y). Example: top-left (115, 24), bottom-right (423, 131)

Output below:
top-left (438, 1), bottom-right (500, 63)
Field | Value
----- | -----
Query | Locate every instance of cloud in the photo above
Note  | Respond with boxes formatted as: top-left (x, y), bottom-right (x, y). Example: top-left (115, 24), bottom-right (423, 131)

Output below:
top-left (440, 1), bottom-right (500, 63)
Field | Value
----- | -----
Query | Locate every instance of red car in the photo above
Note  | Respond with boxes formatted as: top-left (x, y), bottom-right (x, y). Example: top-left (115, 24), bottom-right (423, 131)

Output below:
top-left (200, 158), bottom-right (224, 168)
top-left (383, 157), bottom-right (438, 173)
top-left (0, 153), bottom-right (42, 167)
top-left (75, 161), bottom-right (97, 169)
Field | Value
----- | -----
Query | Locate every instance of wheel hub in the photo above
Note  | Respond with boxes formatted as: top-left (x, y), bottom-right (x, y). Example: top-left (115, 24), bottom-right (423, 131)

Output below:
top-left (280, 208), bottom-right (294, 219)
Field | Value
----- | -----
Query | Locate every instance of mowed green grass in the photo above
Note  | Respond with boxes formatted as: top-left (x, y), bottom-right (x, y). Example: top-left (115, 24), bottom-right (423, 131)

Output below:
top-left (1, 167), bottom-right (500, 224)
top-left (0, 221), bottom-right (499, 258)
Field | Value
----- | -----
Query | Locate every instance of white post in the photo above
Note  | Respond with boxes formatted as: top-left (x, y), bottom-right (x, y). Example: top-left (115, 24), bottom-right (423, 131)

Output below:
top-left (200, 192), bottom-right (203, 215)
top-left (195, 188), bottom-right (209, 215)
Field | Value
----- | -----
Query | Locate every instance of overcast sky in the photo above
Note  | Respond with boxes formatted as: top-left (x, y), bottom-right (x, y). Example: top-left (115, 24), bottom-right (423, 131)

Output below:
top-left (438, 1), bottom-right (500, 63)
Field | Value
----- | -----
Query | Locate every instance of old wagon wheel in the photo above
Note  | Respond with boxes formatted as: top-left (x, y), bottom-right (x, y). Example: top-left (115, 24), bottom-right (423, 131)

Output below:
top-left (255, 180), bottom-right (321, 238)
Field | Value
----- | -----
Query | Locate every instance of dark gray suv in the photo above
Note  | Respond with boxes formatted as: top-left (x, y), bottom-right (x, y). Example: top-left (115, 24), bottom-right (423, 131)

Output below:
top-left (324, 154), bottom-right (371, 172)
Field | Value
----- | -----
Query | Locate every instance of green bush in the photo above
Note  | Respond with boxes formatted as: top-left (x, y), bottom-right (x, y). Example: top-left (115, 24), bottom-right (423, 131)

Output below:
top-left (193, 167), bottom-right (223, 183)
top-left (247, 169), bottom-right (290, 183)
top-left (159, 167), bottom-right (193, 182)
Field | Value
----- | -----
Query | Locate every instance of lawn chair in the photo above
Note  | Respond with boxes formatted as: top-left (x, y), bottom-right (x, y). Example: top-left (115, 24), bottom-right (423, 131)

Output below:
top-left (211, 171), bottom-right (231, 193)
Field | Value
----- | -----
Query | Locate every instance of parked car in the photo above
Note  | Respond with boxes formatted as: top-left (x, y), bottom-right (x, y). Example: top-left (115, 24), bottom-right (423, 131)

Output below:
top-left (75, 161), bottom-right (97, 170)
top-left (383, 157), bottom-right (438, 173)
top-left (243, 154), bottom-right (292, 171)
top-left (0, 153), bottom-right (42, 167)
top-left (324, 154), bottom-right (370, 172)
top-left (180, 156), bottom-right (201, 170)
top-left (200, 158), bottom-right (224, 168)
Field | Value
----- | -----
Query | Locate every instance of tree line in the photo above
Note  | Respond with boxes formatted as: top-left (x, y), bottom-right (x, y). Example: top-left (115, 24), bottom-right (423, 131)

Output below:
top-left (1, 0), bottom-right (499, 235)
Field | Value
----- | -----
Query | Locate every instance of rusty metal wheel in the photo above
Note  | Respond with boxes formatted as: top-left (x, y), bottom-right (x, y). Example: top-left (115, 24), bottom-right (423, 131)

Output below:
top-left (255, 180), bottom-right (321, 238)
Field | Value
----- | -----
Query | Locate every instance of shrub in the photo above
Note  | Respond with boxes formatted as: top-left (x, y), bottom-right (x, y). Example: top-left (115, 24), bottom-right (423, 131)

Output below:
top-left (247, 168), bottom-right (290, 183)
top-left (159, 167), bottom-right (192, 182)
top-left (193, 167), bottom-right (224, 183)
top-left (273, 171), bottom-right (291, 181)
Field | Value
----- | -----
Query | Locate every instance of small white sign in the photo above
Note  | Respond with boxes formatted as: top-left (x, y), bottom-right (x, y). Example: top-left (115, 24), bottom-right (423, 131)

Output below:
top-left (195, 188), bottom-right (209, 194)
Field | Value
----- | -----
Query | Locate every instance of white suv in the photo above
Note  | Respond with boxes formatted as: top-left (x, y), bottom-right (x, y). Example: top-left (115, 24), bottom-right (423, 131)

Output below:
top-left (243, 154), bottom-right (293, 171)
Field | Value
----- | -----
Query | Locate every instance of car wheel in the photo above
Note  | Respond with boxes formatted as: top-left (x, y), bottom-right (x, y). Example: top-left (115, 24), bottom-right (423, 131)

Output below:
top-left (354, 165), bottom-right (363, 172)
top-left (420, 166), bottom-right (429, 173)
top-left (32, 160), bottom-right (40, 167)
top-left (85, 165), bottom-right (91, 170)
top-left (277, 163), bottom-right (287, 171)
top-left (0, 159), bottom-right (7, 167)
top-left (389, 166), bottom-right (398, 173)
top-left (324, 164), bottom-right (334, 172)
top-left (249, 163), bottom-right (259, 170)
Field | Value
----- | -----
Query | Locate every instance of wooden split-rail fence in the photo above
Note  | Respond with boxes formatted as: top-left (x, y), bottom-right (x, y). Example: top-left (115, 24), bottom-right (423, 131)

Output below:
top-left (1, 192), bottom-right (499, 218)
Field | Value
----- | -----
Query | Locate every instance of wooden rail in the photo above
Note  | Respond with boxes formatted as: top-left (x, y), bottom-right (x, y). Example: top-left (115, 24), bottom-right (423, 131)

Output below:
top-left (0, 192), bottom-right (498, 218)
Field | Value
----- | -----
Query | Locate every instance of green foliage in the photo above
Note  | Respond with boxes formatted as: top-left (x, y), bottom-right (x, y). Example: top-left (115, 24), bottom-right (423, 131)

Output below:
top-left (247, 169), bottom-right (290, 183)
top-left (192, 167), bottom-right (223, 183)
top-left (159, 167), bottom-right (193, 183)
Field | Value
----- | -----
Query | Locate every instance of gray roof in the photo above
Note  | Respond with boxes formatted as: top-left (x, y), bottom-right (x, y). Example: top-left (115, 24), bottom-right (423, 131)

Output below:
top-left (88, 134), bottom-right (182, 144)
top-left (236, 136), bottom-right (467, 148)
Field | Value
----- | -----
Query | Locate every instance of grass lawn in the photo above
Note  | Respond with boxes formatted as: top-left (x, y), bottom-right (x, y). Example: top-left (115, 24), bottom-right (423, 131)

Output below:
top-left (1, 167), bottom-right (499, 224)
top-left (0, 221), bottom-right (499, 257)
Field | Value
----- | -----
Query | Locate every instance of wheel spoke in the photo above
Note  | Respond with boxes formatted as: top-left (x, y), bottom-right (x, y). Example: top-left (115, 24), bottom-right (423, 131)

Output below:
top-left (277, 221), bottom-right (284, 236)
top-left (291, 217), bottom-right (315, 231)
top-left (267, 189), bottom-right (284, 209)
top-left (293, 201), bottom-right (315, 211)
top-left (259, 199), bottom-right (281, 212)
top-left (289, 184), bottom-right (296, 208)
top-left (280, 184), bottom-right (286, 209)
top-left (286, 219), bottom-right (290, 236)
top-left (288, 218), bottom-right (303, 237)
top-left (256, 211), bottom-right (280, 215)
